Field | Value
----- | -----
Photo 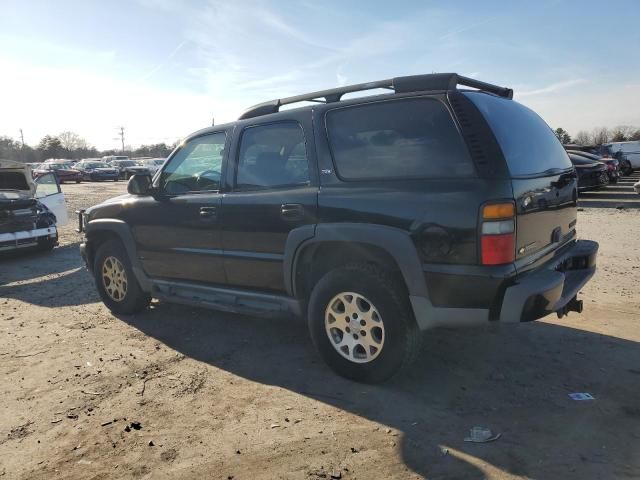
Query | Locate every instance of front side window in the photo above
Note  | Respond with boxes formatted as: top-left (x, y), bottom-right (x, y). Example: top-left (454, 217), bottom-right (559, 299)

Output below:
top-left (160, 132), bottom-right (226, 194)
top-left (236, 122), bottom-right (310, 190)
top-left (325, 98), bottom-right (474, 180)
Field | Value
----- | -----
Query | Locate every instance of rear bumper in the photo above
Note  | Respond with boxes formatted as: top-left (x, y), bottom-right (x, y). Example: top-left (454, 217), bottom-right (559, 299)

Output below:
top-left (499, 240), bottom-right (597, 322)
top-left (410, 239), bottom-right (598, 330)
top-left (0, 226), bottom-right (57, 251)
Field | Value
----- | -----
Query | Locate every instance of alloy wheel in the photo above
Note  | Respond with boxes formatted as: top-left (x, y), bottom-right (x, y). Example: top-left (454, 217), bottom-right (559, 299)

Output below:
top-left (102, 256), bottom-right (128, 302)
top-left (324, 292), bottom-right (385, 363)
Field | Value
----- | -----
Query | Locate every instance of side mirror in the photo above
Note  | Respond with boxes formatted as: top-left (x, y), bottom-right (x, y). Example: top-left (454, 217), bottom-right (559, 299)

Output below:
top-left (127, 174), bottom-right (153, 195)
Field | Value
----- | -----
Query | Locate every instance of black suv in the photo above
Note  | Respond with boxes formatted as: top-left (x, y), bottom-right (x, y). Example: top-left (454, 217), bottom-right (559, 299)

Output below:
top-left (79, 73), bottom-right (598, 383)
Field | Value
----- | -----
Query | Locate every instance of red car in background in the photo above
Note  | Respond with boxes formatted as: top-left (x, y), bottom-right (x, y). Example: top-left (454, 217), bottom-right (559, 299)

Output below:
top-left (33, 162), bottom-right (82, 183)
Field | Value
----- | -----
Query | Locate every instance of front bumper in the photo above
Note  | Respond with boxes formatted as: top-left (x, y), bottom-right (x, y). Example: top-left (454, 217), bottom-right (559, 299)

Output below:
top-left (0, 226), bottom-right (57, 251)
top-left (87, 173), bottom-right (119, 181)
top-left (578, 171), bottom-right (609, 191)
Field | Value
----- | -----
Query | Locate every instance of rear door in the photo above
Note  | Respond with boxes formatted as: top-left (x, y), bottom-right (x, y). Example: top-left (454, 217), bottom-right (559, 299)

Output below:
top-left (219, 114), bottom-right (318, 292)
top-left (35, 173), bottom-right (68, 226)
top-left (464, 92), bottom-right (577, 264)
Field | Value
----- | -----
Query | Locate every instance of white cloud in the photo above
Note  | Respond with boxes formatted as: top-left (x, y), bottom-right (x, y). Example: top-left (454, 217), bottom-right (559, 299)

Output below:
top-left (517, 78), bottom-right (587, 98)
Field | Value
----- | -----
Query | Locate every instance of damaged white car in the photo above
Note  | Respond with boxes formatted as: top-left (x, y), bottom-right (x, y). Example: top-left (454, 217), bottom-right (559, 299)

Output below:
top-left (0, 159), bottom-right (68, 253)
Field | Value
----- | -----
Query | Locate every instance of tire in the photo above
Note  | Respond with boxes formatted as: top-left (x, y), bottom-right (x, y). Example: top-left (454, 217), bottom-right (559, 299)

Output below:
top-left (76, 180), bottom-right (81, 184)
top-left (307, 264), bottom-right (421, 383)
top-left (94, 239), bottom-right (150, 314)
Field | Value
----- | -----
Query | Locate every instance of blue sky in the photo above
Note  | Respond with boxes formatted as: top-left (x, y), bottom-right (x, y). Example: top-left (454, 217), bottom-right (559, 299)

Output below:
top-left (0, 0), bottom-right (639, 150)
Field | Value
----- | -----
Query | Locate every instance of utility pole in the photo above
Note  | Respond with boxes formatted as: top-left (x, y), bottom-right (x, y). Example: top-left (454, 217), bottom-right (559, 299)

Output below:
top-left (19, 129), bottom-right (25, 162)
top-left (117, 127), bottom-right (125, 153)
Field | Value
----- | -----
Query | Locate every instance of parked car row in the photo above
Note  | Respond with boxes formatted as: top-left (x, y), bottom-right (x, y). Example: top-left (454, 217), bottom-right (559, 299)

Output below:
top-left (25, 156), bottom-right (167, 183)
top-left (563, 144), bottom-right (637, 192)
top-left (565, 141), bottom-right (639, 176)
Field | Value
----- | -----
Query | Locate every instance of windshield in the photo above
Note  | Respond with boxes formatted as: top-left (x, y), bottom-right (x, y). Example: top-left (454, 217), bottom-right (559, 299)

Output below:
top-left (117, 161), bottom-right (136, 167)
top-left (464, 92), bottom-right (573, 176)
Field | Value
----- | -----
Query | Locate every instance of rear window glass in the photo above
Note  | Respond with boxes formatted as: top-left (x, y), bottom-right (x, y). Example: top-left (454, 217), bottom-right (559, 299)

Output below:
top-left (464, 92), bottom-right (572, 176)
top-left (325, 98), bottom-right (474, 180)
top-left (0, 172), bottom-right (30, 190)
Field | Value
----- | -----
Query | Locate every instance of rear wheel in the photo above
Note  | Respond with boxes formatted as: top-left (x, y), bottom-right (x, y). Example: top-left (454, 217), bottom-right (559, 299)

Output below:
top-left (94, 239), bottom-right (150, 314)
top-left (308, 264), bottom-right (421, 383)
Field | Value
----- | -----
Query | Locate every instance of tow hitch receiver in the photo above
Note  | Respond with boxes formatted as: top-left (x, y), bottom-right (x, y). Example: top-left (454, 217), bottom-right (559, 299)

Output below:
top-left (557, 296), bottom-right (584, 318)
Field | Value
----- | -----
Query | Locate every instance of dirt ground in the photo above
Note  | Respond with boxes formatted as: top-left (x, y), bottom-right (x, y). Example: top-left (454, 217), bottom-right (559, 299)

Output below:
top-left (1, 174), bottom-right (639, 480)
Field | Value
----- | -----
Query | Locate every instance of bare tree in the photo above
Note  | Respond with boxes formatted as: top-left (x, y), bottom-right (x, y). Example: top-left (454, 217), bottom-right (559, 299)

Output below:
top-left (591, 127), bottom-right (610, 145)
top-left (610, 125), bottom-right (636, 142)
top-left (573, 130), bottom-right (591, 145)
top-left (58, 131), bottom-right (90, 158)
top-left (630, 129), bottom-right (640, 141)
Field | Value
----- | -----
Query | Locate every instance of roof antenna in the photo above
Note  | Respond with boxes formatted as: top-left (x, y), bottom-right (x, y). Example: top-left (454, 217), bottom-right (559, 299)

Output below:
top-left (211, 117), bottom-right (215, 126)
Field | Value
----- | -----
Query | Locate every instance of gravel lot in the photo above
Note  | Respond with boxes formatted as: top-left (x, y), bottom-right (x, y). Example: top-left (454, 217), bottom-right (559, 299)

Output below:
top-left (1, 174), bottom-right (639, 479)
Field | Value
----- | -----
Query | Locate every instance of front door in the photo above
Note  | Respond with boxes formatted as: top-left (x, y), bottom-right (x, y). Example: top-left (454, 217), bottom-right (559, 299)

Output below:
top-left (35, 173), bottom-right (68, 226)
top-left (220, 119), bottom-right (318, 292)
top-left (126, 131), bottom-right (228, 284)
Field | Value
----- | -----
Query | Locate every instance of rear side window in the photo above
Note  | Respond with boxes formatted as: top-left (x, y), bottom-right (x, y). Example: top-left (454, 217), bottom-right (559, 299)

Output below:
top-left (464, 92), bottom-right (572, 176)
top-left (236, 122), bottom-right (310, 190)
top-left (325, 98), bottom-right (474, 180)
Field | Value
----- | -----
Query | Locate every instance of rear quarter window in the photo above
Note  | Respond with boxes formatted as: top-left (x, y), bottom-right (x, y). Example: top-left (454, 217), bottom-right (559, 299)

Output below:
top-left (325, 98), bottom-right (474, 180)
top-left (464, 92), bottom-right (572, 176)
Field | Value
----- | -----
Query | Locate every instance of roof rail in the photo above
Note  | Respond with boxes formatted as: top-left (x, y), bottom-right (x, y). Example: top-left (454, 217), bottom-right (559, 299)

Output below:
top-left (238, 73), bottom-right (513, 120)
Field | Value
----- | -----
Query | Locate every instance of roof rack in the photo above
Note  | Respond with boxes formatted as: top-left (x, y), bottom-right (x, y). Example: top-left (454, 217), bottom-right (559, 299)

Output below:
top-left (238, 73), bottom-right (513, 120)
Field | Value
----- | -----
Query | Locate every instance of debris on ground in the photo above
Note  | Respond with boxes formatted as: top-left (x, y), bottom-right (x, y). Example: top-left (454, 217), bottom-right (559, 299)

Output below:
top-left (569, 392), bottom-right (595, 401)
top-left (464, 427), bottom-right (501, 443)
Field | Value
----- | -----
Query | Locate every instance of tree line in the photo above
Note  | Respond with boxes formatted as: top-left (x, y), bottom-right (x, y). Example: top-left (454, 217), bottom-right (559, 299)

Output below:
top-left (2, 125), bottom-right (639, 164)
top-left (0, 131), bottom-right (177, 164)
top-left (554, 125), bottom-right (640, 145)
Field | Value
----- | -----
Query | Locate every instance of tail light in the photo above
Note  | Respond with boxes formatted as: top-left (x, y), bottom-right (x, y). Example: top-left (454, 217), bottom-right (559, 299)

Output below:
top-left (480, 202), bottom-right (515, 265)
top-left (607, 163), bottom-right (614, 171)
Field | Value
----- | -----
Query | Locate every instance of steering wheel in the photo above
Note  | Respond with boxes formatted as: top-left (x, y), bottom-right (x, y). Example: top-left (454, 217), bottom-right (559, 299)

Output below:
top-left (195, 169), bottom-right (221, 189)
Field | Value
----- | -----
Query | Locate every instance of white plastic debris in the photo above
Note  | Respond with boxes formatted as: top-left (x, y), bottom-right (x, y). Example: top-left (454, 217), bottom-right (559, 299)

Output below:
top-left (464, 427), bottom-right (501, 443)
top-left (568, 392), bottom-right (595, 401)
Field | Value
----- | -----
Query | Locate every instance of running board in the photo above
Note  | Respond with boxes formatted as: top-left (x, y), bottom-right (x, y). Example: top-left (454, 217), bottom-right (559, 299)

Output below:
top-left (151, 279), bottom-right (302, 318)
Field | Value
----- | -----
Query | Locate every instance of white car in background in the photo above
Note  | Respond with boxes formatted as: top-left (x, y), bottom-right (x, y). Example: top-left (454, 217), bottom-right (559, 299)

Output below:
top-left (140, 158), bottom-right (166, 176)
top-left (603, 141), bottom-right (640, 171)
top-left (0, 160), bottom-right (68, 253)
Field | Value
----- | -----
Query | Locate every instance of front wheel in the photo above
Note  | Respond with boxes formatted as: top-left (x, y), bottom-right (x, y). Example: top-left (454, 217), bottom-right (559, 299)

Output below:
top-left (307, 264), bottom-right (421, 383)
top-left (94, 239), bottom-right (150, 314)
